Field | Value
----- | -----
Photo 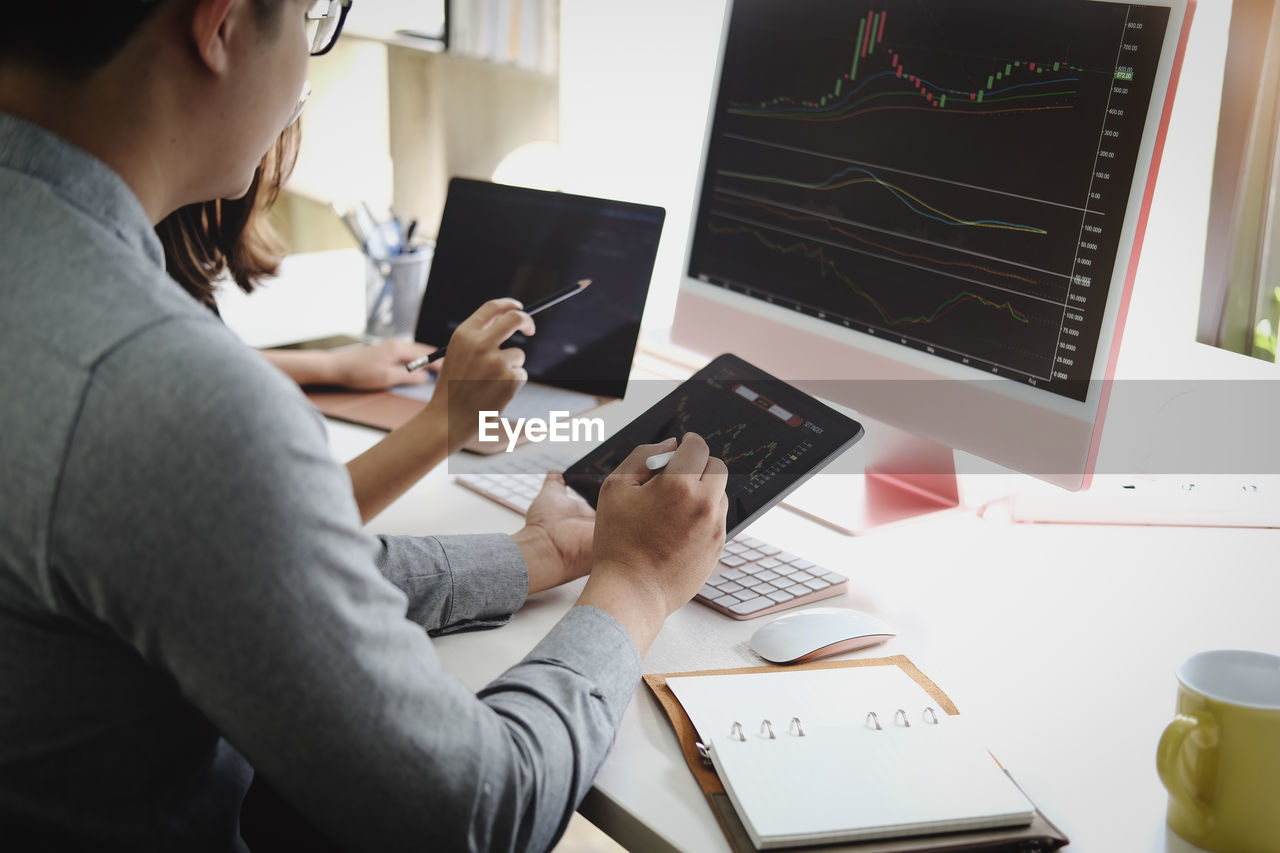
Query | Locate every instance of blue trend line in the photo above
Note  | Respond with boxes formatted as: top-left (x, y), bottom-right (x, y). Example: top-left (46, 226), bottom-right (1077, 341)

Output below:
top-left (983, 77), bottom-right (1080, 98)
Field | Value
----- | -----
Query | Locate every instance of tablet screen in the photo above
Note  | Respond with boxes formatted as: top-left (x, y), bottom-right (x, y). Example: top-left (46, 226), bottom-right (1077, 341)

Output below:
top-left (563, 354), bottom-right (864, 538)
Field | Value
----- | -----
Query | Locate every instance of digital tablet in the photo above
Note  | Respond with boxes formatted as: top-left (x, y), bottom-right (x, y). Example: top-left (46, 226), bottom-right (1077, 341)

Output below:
top-left (563, 354), bottom-right (864, 539)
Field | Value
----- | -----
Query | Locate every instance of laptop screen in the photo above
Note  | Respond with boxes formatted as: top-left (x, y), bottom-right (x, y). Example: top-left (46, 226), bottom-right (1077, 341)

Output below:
top-left (414, 178), bottom-right (665, 399)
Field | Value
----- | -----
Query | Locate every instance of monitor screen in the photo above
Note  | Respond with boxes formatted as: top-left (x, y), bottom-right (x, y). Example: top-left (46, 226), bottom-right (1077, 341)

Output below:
top-left (686, 0), bottom-right (1175, 403)
top-left (415, 178), bottom-right (665, 398)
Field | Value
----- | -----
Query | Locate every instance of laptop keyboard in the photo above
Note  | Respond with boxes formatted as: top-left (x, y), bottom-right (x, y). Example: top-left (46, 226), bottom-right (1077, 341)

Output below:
top-left (455, 451), bottom-right (848, 620)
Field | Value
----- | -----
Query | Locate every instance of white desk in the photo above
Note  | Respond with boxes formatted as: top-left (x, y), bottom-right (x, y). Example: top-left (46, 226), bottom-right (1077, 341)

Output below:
top-left (325, 414), bottom-right (1280, 853)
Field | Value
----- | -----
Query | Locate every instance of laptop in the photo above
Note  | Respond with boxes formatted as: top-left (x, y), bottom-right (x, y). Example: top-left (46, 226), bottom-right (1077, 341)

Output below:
top-left (309, 178), bottom-right (665, 449)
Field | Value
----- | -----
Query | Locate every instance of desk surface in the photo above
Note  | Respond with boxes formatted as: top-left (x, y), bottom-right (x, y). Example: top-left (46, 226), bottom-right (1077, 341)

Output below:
top-left (325, 413), bottom-right (1279, 853)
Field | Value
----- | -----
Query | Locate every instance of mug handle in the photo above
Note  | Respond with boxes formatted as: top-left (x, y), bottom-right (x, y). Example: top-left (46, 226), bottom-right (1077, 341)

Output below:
top-left (1156, 711), bottom-right (1216, 837)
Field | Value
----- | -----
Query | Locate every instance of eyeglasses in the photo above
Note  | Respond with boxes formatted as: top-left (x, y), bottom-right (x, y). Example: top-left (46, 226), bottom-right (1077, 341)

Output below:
top-left (305, 0), bottom-right (353, 57)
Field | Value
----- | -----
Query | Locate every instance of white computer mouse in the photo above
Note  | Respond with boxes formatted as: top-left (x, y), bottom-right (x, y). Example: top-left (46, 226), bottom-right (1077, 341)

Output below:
top-left (749, 607), bottom-right (896, 664)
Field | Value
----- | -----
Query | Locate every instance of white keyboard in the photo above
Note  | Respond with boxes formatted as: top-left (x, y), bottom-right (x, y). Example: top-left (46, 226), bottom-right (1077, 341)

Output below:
top-left (697, 536), bottom-right (848, 620)
top-left (455, 451), bottom-right (848, 620)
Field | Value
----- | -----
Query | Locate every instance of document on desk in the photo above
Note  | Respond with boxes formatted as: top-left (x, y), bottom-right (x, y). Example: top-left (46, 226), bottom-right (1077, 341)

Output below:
top-left (648, 656), bottom-right (1068, 852)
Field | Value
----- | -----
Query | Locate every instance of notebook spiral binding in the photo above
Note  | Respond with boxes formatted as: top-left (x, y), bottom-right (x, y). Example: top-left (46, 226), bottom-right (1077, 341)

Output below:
top-left (696, 707), bottom-right (941, 766)
top-left (757, 707), bottom-right (941, 738)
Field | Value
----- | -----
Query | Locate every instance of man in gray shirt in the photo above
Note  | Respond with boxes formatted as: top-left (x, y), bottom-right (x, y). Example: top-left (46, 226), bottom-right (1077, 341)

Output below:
top-left (0, 1), bottom-right (729, 850)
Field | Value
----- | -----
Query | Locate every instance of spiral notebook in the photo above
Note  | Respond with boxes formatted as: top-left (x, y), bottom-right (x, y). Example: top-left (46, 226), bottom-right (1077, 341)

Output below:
top-left (646, 656), bottom-right (1067, 853)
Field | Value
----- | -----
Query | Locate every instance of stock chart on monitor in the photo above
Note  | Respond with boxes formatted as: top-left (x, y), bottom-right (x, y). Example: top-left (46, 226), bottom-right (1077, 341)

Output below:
top-left (688, 0), bottom-right (1172, 401)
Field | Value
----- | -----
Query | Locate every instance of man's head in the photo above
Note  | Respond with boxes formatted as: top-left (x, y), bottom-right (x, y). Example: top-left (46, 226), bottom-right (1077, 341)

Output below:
top-left (0, 0), bottom-right (314, 219)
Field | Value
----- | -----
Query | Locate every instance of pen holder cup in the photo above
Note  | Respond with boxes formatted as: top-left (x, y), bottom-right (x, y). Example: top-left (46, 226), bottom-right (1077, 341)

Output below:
top-left (365, 249), bottom-right (431, 340)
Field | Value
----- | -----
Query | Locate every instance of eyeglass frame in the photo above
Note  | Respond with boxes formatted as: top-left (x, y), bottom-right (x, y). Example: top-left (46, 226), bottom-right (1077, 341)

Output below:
top-left (307, 0), bottom-right (353, 57)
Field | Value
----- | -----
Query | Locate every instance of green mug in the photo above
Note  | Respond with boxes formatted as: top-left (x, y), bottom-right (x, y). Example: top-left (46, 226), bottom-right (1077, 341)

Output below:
top-left (1157, 649), bottom-right (1280, 853)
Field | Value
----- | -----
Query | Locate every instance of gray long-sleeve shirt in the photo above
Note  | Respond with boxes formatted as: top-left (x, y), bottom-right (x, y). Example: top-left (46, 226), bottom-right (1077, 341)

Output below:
top-left (0, 112), bottom-right (642, 852)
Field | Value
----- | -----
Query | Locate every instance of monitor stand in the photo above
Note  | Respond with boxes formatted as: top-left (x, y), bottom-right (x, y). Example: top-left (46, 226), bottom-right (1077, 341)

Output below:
top-left (782, 419), bottom-right (960, 535)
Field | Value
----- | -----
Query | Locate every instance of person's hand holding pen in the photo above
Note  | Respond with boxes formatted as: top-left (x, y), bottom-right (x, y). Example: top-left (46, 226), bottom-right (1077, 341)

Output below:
top-left (574, 434), bottom-right (729, 655)
top-left (423, 298), bottom-right (535, 455)
top-left (406, 279), bottom-right (592, 373)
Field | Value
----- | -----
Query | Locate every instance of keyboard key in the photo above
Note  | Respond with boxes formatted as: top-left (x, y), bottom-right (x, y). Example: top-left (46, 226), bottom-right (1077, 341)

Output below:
top-left (755, 544), bottom-right (781, 556)
top-left (732, 590), bottom-right (759, 602)
top-left (790, 571), bottom-right (815, 584)
top-left (757, 558), bottom-right (783, 570)
top-left (724, 541), bottom-right (748, 555)
top-left (698, 584), bottom-right (720, 600)
top-left (738, 549), bottom-right (765, 561)
top-left (791, 559), bottom-right (816, 571)
top-left (720, 555), bottom-right (747, 568)
top-left (803, 577), bottom-right (832, 591)
top-left (767, 589), bottom-right (796, 603)
top-left (754, 570), bottom-right (782, 583)
top-left (717, 582), bottom-right (745, 594)
top-left (728, 597), bottom-right (774, 616)
top-left (775, 552), bottom-right (799, 564)
top-left (718, 569), bottom-right (747, 582)
top-left (738, 536), bottom-right (763, 549)
top-left (785, 584), bottom-right (810, 597)
top-left (711, 594), bottom-right (739, 608)
top-left (822, 572), bottom-right (848, 584)
top-left (774, 564), bottom-right (801, 577)
top-left (749, 582), bottom-right (775, 595)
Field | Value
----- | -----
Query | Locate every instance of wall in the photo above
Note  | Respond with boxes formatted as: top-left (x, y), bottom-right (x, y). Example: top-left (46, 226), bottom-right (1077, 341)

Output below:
top-left (276, 37), bottom-right (393, 254)
top-left (279, 39), bottom-right (557, 252)
top-left (388, 50), bottom-right (559, 240)
top-left (558, 0), bottom-right (729, 328)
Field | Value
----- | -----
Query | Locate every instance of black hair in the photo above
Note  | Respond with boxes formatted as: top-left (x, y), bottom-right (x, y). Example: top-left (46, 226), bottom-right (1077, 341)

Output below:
top-left (0, 1), bottom-right (284, 79)
top-left (0, 3), bottom-right (165, 78)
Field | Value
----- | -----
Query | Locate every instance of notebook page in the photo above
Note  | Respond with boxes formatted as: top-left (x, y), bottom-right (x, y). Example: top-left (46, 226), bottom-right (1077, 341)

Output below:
top-left (708, 719), bottom-right (1035, 848)
top-left (667, 665), bottom-right (937, 741)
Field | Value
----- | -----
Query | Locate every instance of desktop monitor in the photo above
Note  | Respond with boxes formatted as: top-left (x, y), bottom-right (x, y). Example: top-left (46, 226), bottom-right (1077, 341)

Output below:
top-left (672, 0), bottom-right (1192, 533)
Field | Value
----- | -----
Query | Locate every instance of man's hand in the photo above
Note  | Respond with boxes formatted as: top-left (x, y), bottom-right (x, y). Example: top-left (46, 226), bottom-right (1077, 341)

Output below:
top-left (424, 299), bottom-right (534, 455)
top-left (575, 434), bottom-right (729, 654)
top-left (512, 471), bottom-right (597, 595)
